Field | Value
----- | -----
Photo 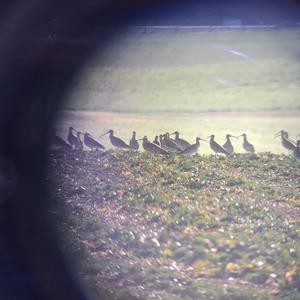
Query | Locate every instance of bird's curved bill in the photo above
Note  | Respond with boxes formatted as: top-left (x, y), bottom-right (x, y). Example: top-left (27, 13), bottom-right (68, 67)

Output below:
top-left (200, 138), bottom-right (208, 142)
top-left (99, 131), bottom-right (109, 138)
top-left (274, 130), bottom-right (283, 138)
top-left (72, 127), bottom-right (79, 132)
top-left (274, 133), bottom-right (281, 138)
top-left (205, 135), bottom-right (212, 139)
top-left (230, 135), bottom-right (239, 138)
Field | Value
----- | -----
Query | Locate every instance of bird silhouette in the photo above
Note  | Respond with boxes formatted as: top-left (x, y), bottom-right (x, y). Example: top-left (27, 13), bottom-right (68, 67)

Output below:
top-left (100, 130), bottom-right (131, 149)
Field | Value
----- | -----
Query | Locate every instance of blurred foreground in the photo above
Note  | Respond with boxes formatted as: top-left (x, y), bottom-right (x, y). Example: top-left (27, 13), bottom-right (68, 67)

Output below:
top-left (48, 150), bottom-right (300, 300)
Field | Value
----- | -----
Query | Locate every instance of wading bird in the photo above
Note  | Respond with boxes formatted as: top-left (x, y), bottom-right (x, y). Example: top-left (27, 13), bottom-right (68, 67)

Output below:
top-left (275, 130), bottom-right (296, 151)
top-left (100, 130), bottom-right (131, 149)
top-left (293, 140), bottom-right (300, 159)
top-left (82, 132), bottom-right (105, 151)
top-left (159, 135), bottom-right (165, 150)
top-left (170, 131), bottom-right (191, 150)
top-left (139, 136), bottom-right (169, 155)
top-left (51, 128), bottom-right (72, 150)
top-left (129, 131), bottom-right (139, 150)
top-left (207, 135), bottom-right (230, 156)
top-left (180, 137), bottom-right (206, 155)
top-left (153, 136), bottom-right (160, 146)
top-left (68, 127), bottom-right (78, 148)
top-left (77, 131), bottom-right (84, 150)
top-left (223, 134), bottom-right (238, 154)
top-left (68, 127), bottom-right (83, 150)
top-left (239, 133), bottom-right (255, 154)
top-left (162, 133), bottom-right (181, 152)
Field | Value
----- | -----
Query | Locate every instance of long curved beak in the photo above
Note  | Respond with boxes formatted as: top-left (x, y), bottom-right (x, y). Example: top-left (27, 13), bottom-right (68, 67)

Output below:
top-left (170, 132), bottom-right (176, 135)
top-left (205, 135), bottom-right (212, 139)
top-left (99, 131), bottom-right (109, 138)
top-left (236, 135), bottom-right (243, 138)
top-left (274, 133), bottom-right (280, 138)
top-left (200, 138), bottom-right (208, 142)
top-left (229, 135), bottom-right (239, 138)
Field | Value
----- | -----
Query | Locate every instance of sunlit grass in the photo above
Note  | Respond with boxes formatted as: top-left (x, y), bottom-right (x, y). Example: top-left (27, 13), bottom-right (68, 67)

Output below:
top-left (65, 29), bottom-right (300, 112)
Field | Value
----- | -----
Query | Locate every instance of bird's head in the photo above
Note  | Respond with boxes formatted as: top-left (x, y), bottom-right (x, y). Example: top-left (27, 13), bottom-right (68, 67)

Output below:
top-left (274, 130), bottom-right (285, 138)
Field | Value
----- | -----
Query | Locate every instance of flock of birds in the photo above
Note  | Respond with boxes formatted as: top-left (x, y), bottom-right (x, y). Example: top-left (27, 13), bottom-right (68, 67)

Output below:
top-left (51, 127), bottom-right (300, 159)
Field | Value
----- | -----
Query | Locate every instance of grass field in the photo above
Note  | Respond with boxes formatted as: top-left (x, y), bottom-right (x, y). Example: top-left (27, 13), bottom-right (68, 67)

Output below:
top-left (50, 29), bottom-right (300, 300)
top-left (64, 29), bottom-right (300, 112)
top-left (55, 110), bottom-right (300, 154)
top-left (48, 150), bottom-right (300, 300)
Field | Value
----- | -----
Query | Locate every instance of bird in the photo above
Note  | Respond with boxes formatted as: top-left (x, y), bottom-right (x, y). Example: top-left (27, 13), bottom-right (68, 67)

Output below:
top-left (159, 135), bottom-right (165, 149)
top-left (223, 134), bottom-right (238, 154)
top-left (180, 137), bottom-right (206, 155)
top-left (82, 132), bottom-right (105, 151)
top-left (161, 133), bottom-right (181, 152)
top-left (76, 131), bottom-right (84, 150)
top-left (100, 129), bottom-right (131, 149)
top-left (170, 131), bottom-right (191, 150)
top-left (207, 135), bottom-right (230, 156)
top-left (166, 132), bottom-right (176, 143)
top-left (239, 133), bottom-right (255, 153)
top-left (153, 136), bottom-right (160, 147)
top-left (129, 131), bottom-right (139, 150)
top-left (68, 127), bottom-right (82, 150)
top-left (51, 128), bottom-right (72, 150)
top-left (67, 127), bottom-right (78, 148)
top-left (139, 136), bottom-right (169, 155)
top-left (275, 130), bottom-right (296, 151)
top-left (293, 140), bottom-right (300, 159)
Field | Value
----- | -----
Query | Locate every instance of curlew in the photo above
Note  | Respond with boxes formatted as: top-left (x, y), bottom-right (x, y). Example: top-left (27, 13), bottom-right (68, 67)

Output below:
top-left (162, 133), bottom-right (181, 152)
top-left (159, 135), bottom-right (166, 150)
top-left (68, 127), bottom-right (83, 150)
top-left (180, 137), bottom-right (206, 155)
top-left (68, 127), bottom-right (79, 149)
top-left (238, 133), bottom-right (255, 154)
top-left (223, 134), bottom-right (238, 154)
top-left (170, 131), bottom-right (191, 150)
top-left (275, 130), bottom-right (296, 151)
top-left (129, 131), bottom-right (139, 150)
top-left (293, 140), bottom-right (300, 159)
top-left (153, 136), bottom-right (160, 147)
top-left (82, 132), bottom-right (105, 151)
top-left (139, 136), bottom-right (169, 155)
top-left (207, 135), bottom-right (230, 156)
top-left (100, 130), bottom-right (131, 149)
top-left (51, 128), bottom-right (72, 150)
top-left (76, 131), bottom-right (84, 150)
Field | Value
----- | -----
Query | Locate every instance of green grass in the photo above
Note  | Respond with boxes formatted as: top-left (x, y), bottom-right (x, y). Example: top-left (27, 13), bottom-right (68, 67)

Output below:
top-left (64, 29), bottom-right (300, 112)
top-left (48, 150), bottom-right (300, 300)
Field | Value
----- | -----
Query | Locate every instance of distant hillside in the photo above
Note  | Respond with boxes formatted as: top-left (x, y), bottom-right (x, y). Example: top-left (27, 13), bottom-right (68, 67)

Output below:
top-left (64, 29), bottom-right (300, 112)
